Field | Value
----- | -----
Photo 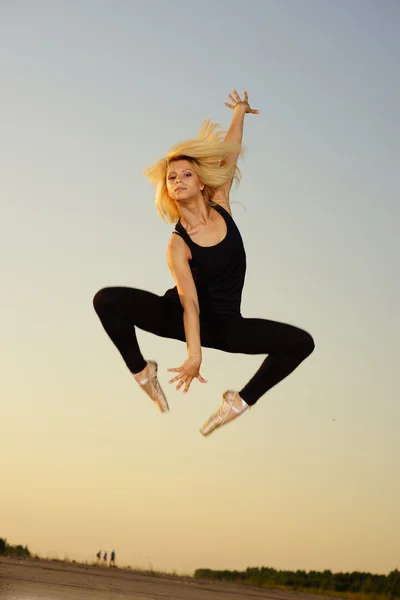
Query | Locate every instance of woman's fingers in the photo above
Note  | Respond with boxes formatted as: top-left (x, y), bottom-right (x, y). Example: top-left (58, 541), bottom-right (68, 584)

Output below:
top-left (178, 372), bottom-right (207, 392)
top-left (225, 90), bottom-right (259, 115)
top-left (183, 380), bottom-right (192, 394)
top-left (179, 377), bottom-right (190, 392)
top-left (177, 374), bottom-right (192, 392)
top-left (169, 369), bottom-right (190, 388)
top-left (176, 379), bottom-right (185, 390)
top-left (167, 364), bottom-right (206, 391)
top-left (168, 366), bottom-right (182, 384)
top-left (232, 89), bottom-right (241, 102)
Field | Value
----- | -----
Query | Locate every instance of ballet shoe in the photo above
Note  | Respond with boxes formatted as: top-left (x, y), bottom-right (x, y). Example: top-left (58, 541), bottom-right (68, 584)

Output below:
top-left (200, 390), bottom-right (248, 437)
top-left (137, 360), bottom-right (169, 413)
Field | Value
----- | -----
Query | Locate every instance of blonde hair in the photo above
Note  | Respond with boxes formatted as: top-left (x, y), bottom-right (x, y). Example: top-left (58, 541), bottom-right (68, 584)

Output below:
top-left (143, 119), bottom-right (243, 223)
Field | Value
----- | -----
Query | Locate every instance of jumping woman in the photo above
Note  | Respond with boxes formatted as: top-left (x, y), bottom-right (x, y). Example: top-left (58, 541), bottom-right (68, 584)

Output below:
top-left (93, 90), bottom-right (314, 436)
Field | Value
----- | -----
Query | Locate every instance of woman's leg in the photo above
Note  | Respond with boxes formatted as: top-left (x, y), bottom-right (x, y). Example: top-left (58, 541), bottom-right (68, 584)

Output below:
top-left (200, 316), bottom-right (314, 435)
top-left (93, 287), bottom-right (186, 374)
top-left (216, 316), bottom-right (315, 406)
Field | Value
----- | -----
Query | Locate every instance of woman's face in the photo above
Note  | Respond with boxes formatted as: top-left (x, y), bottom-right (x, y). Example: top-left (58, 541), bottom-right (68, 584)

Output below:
top-left (166, 159), bottom-right (204, 201)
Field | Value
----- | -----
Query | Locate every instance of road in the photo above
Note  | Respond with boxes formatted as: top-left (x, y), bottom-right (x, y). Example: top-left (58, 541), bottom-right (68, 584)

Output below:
top-left (0, 557), bottom-right (340, 600)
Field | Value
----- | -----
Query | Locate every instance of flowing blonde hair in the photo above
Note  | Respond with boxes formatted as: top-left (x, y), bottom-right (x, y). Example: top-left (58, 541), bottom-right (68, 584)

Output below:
top-left (143, 119), bottom-right (243, 223)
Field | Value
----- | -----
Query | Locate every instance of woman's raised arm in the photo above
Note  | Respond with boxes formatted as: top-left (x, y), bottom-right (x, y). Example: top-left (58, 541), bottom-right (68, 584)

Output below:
top-left (214, 90), bottom-right (259, 205)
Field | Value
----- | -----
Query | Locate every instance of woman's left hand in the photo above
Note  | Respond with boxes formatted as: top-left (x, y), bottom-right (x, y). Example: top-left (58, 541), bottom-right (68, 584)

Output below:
top-left (225, 89), bottom-right (260, 114)
top-left (167, 356), bottom-right (207, 394)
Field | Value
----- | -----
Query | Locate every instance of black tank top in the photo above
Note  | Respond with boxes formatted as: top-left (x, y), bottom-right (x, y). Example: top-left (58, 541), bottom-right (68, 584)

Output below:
top-left (164, 204), bottom-right (246, 319)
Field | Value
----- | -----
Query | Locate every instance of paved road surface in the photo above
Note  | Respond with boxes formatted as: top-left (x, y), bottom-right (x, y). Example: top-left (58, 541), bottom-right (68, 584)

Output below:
top-left (0, 558), bottom-right (339, 600)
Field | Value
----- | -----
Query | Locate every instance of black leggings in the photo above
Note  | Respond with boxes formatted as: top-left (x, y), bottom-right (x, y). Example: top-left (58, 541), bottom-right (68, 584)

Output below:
top-left (93, 287), bottom-right (314, 406)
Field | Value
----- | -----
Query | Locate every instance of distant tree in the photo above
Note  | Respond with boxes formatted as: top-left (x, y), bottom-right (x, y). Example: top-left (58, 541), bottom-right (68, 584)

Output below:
top-left (13, 544), bottom-right (31, 558)
top-left (0, 539), bottom-right (31, 558)
top-left (0, 538), bottom-right (7, 554)
top-left (320, 570), bottom-right (333, 590)
top-left (194, 564), bottom-right (400, 597)
top-left (387, 570), bottom-right (400, 598)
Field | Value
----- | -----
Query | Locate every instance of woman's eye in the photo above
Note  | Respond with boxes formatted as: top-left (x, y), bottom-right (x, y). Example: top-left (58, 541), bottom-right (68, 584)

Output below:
top-left (184, 173), bottom-right (192, 177)
top-left (168, 176), bottom-right (175, 180)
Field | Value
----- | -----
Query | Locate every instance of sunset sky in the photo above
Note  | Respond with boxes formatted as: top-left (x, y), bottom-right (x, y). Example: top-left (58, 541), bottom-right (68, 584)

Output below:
top-left (2, 0), bottom-right (399, 575)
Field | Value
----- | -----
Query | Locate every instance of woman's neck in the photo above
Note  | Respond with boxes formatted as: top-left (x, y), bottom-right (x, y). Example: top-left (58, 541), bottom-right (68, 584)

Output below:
top-left (178, 197), bottom-right (211, 229)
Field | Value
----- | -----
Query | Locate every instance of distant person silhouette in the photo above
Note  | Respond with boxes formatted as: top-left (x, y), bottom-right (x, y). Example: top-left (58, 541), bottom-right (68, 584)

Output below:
top-left (103, 552), bottom-right (107, 566)
top-left (96, 550), bottom-right (101, 564)
top-left (110, 550), bottom-right (115, 567)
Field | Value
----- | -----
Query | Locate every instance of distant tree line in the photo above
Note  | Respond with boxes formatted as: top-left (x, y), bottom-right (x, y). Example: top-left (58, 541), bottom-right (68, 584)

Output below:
top-left (0, 538), bottom-right (31, 558)
top-left (194, 567), bottom-right (400, 597)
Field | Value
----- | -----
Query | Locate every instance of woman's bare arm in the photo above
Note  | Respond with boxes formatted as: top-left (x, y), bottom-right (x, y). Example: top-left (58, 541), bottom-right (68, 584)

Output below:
top-left (213, 90), bottom-right (259, 207)
top-left (166, 234), bottom-right (207, 393)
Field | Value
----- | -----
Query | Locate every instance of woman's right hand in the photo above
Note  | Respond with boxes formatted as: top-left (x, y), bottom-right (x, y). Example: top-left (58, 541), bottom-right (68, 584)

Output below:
top-left (167, 356), bottom-right (207, 394)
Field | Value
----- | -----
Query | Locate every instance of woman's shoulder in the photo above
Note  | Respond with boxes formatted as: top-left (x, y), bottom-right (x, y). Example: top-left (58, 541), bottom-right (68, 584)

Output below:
top-left (171, 219), bottom-right (191, 242)
top-left (167, 228), bottom-right (191, 258)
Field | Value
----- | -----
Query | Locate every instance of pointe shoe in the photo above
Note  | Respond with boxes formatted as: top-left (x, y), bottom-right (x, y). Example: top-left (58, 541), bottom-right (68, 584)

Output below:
top-left (137, 361), bottom-right (169, 413)
top-left (200, 390), bottom-right (248, 437)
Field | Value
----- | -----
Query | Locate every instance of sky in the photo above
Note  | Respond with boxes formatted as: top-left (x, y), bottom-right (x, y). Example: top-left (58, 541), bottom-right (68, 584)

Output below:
top-left (1, 0), bottom-right (399, 576)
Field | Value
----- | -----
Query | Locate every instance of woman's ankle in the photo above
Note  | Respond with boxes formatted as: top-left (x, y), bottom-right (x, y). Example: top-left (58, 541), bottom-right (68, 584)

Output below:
top-left (134, 362), bottom-right (149, 382)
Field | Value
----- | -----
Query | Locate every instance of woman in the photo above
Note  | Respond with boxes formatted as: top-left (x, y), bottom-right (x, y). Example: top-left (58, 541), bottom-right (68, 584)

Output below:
top-left (93, 90), bottom-right (314, 436)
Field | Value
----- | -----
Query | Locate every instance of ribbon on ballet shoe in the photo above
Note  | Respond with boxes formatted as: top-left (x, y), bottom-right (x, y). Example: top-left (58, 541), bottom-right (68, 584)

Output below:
top-left (137, 360), bottom-right (157, 386)
top-left (223, 391), bottom-right (249, 415)
top-left (200, 392), bottom-right (248, 437)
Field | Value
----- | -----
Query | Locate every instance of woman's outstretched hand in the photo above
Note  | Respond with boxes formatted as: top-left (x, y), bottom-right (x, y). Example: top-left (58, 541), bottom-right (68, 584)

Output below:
top-left (225, 89), bottom-right (260, 114)
top-left (167, 356), bottom-right (207, 394)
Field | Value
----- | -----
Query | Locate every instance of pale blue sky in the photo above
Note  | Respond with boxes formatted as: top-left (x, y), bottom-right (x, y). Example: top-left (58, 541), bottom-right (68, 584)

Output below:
top-left (2, 0), bottom-right (399, 575)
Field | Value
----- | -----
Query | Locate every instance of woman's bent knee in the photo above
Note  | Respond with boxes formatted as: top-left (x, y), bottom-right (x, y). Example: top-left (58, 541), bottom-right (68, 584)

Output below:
top-left (302, 331), bottom-right (315, 357)
top-left (291, 327), bottom-right (315, 358)
top-left (93, 287), bottom-right (115, 315)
